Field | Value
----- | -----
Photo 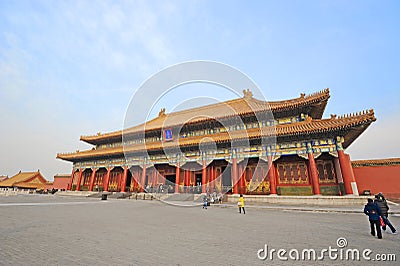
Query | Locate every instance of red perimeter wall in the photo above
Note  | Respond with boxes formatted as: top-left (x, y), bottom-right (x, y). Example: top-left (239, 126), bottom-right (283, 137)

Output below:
top-left (353, 165), bottom-right (400, 199)
top-left (49, 176), bottom-right (70, 190)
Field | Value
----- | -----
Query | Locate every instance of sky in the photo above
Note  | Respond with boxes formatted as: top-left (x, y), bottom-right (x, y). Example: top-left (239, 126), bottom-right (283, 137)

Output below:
top-left (0, 0), bottom-right (399, 180)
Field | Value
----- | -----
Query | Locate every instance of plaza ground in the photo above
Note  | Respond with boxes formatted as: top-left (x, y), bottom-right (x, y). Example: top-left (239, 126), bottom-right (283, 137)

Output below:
top-left (0, 195), bottom-right (399, 265)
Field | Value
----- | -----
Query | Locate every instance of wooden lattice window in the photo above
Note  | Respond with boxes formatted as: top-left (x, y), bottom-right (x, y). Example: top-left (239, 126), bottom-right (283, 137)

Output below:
top-left (83, 172), bottom-right (91, 186)
top-left (73, 172), bottom-right (79, 185)
top-left (299, 164), bottom-right (308, 182)
top-left (277, 162), bottom-right (309, 184)
top-left (245, 166), bottom-right (254, 182)
top-left (316, 160), bottom-right (336, 184)
top-left (109, 172), bottom-right (120, 191)
top-left (95, 172), bottom-right (105, 186)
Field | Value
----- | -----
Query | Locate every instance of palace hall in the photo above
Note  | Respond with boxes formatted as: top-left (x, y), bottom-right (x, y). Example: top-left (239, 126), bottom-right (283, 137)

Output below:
top-left (57, 89), bottom-right (376, 196)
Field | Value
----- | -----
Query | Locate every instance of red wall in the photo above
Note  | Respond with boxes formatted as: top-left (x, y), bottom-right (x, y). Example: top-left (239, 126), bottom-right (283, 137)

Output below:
top-left (50, 177), bottom-right (70, 190)
top-left (353, 165), bottom-right (400, 199)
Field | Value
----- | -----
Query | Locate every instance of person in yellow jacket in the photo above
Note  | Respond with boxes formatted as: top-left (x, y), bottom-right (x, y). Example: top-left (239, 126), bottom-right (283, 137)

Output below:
top-left (238, 194), bottom-right (245, 214)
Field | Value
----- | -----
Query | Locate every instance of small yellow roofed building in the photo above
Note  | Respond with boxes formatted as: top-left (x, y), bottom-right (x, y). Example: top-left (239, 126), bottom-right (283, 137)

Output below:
top-left (0, 170), bottom-right (48, 190)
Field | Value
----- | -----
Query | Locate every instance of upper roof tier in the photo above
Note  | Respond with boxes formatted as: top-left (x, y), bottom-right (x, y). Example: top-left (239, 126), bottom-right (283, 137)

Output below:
top-left (81, 89), bottom-right (330, 145)
top-left (57, 109), bottom-right (376, 162)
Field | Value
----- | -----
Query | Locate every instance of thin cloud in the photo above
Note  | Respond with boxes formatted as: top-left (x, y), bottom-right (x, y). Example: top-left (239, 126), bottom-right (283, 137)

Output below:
top-left (347, 111), bottom-right (400, 160)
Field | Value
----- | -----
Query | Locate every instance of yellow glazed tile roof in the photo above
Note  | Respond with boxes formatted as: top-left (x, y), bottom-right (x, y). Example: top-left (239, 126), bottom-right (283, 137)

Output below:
top-left (57, 109), bottom-right (376, 161)
top-left (0, 171), bottom-right (47, 188)
top-left (80, 89), bottom-right (330, 144)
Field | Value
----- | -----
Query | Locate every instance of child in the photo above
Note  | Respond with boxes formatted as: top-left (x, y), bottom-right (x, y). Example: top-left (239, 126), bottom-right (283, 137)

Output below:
top-left (238, 194), bottom-right (245, 214)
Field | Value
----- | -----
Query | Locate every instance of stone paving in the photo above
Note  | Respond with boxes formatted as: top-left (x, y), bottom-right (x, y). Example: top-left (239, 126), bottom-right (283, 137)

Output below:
top-left (0, 194), bottom-right (399, 265)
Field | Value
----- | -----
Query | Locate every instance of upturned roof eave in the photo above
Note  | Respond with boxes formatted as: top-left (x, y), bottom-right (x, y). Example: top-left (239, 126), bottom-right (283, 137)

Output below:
top-left (58, 110), bottom-right (375, 163)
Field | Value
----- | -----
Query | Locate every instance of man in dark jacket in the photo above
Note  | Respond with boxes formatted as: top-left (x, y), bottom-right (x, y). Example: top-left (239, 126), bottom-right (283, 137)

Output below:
top-left (374, 193), bottom-right (397, 234)
top-left (364, 198), bottom-right (382, 239)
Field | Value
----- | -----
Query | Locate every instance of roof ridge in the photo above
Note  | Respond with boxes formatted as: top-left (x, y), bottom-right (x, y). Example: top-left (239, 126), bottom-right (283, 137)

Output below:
top-left (335, 109), bottom-right (375, 119)
top-left (353, 157), bottom-right (400, 162)
top-left (14, 171), bottom-right (39, 175)
top-left (352, 158), bottom-right (400, 167)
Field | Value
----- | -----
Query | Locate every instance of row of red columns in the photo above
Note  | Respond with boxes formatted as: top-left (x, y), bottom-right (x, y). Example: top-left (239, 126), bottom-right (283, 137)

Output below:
top-left (70, 166), bottom-right (129, 192)
top-left (226, 145), bottom-right (356, 196)
top-left (232, 157), bottom-right (276, 195)
top-left (173, 160), bottom-right (214, 193)
top-left (70, 161), bottom-right (272, 194)
top-left (69, 149), bottom-right (357, 195)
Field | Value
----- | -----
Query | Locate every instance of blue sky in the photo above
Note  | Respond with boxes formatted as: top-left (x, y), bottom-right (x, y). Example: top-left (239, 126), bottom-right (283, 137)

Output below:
top-left (0, 0), bottom-right (399, 180)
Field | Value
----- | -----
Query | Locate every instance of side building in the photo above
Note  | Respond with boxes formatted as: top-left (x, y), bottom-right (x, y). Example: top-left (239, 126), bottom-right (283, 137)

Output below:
top-left (0, 170), bottom-right (48, 192)
top-left (57, 89), bottom-right (376, 196)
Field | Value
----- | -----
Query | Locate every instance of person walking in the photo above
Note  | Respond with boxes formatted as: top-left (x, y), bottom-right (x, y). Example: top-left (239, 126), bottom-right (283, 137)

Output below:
top-left (238, 194), bottom-right (245, 214)
top-left (364, 198), bottom-right (382, 239)
top-left (374, 193), bottom-right (397, 234)
top-left (202, 195), bottom-right (208, 210)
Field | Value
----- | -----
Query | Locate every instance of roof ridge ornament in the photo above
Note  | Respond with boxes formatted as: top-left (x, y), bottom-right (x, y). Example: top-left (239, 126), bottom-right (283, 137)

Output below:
top-left (242, 89), bottom-right (253, 99)
top-left (305, 88), bottom-right (330, 98)
top-left (158, 108), bottom-right (166, 117)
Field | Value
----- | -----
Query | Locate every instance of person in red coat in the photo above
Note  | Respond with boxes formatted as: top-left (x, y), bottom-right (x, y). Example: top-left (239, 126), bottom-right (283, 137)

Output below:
top-left (374, 193), bottom-right (397, 234)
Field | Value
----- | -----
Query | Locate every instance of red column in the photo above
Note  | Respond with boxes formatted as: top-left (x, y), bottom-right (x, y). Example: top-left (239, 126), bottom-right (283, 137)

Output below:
top-left (308, 152), bottom-right (321, 195)
top-left (240, 165), bottom-right (246, 194)
top-left (202, 160), bottom-right (207, 193)
top-left (345, 153), bottom-right (358, 195)
top-left (175, 163), bottom-right (180, 193)
top-left (232, 158), bottom-right (238, 194)
top-left (68, 169), bottom-right (75, 190)
top-left (116, 172), bottom-right (121, 191)
top-left (268, 155), bottom-right (277, 194)
top-left (103, 168), bottom-right (111, 192)
top-left (153, 169), bottom-right (157, 186)
top-left (338, 150), bottom-right (358, 195)
top-left (149, 169), bottom-right (153, 187)
top-left (76, 169), bottom-right (83, 191)
top-left (132, 168), bottom-right (138, 192)
top-left (182, 170), bottom-right (187, 192)
top-left (89, 168), bottom-right (96, 191)
top-left (121, 166), bottom-right (128, 192)
top-left (141, 165), bottom-right (146, 192)
top-left (190, 171), bottom-right (194, 187)
top-left (210, 165), bottom-right (215, 192)
top-left (148, 169), bottom-right (153, 188)
top-left (129, 167), bottom-right (139, 191)
top-left (161, 173), bottom-right (166, 185)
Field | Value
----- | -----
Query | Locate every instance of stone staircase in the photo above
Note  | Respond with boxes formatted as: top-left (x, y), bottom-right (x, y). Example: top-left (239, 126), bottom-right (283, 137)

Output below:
top-left (108, 192), bottom-right (131, 199)
top-left (87, 192), bottom-right (103, 198)
top-left (164, 193), bottom-right (194, 202)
